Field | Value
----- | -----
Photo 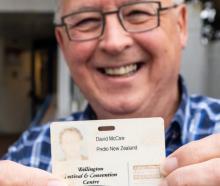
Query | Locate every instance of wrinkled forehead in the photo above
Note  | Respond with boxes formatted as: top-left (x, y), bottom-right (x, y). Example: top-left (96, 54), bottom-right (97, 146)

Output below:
top-left (60, 0), bottom-right (172, 14)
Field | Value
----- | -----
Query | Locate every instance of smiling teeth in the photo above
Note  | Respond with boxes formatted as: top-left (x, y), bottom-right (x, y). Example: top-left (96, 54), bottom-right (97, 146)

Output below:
top-left (104, 64), bottom-right (137, 76)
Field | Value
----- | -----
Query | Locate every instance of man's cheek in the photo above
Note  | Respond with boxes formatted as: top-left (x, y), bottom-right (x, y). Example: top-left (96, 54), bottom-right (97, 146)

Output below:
top-left (133, 33), bottom-right (163, 56)
top-left (71, 42), bottom-right (98, 62)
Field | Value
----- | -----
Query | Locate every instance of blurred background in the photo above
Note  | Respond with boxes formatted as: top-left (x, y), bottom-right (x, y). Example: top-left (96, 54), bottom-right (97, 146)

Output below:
top-left (0, 0), bottom-right (220, 156)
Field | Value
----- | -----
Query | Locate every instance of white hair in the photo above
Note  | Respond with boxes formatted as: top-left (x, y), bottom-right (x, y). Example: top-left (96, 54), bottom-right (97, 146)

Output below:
top-left (54, 0), bottom-right (185, 25)
top-left (54, 0), bottom-right (62, 25)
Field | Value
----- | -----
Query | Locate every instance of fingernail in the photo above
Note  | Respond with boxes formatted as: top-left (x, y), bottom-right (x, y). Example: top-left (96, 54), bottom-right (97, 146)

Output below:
top-left (160, 157), bottom-right (178, 176)
top-left (158, 180), bottom-right (168, 186)
top-left (48, 180), bottom-right (68, 186)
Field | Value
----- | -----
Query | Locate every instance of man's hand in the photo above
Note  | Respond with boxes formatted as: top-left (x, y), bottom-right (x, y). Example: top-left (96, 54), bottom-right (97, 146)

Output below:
top-left (0, 160), bottom-right (67, 186)
top-left (160, 134), bottom-right (220, 186)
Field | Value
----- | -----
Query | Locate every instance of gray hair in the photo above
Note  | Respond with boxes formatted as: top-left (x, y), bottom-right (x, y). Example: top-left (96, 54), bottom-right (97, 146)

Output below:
top-left (54, 0), bottom-right (185, 25)
top-left (54, 0), bottom-right (62, 25)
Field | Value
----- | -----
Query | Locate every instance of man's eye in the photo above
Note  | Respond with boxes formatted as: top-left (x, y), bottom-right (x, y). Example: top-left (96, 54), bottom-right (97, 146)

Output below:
top-left (124, 10), bottom-right (155, 24)
top-left (70, 18), bottom-right (101, 31)
top-left (126, 10), bottom-right (154, 17)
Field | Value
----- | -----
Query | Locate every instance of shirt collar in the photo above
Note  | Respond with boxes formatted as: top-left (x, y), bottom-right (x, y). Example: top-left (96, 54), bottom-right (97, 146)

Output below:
top-left (165, 76), bottom-right (191, 155)
top-left (169, 76), bottom-right (189, 133)
top-left (82, 104), bottom-right (97, 120)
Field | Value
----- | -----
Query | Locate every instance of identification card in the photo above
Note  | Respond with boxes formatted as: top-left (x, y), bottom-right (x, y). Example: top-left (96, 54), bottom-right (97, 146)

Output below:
top-left (50, 118), bottom-right (165, 186)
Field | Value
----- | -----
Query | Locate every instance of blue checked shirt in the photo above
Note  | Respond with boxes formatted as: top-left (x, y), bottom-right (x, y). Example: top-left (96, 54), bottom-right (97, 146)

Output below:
top-left (2, 77), bottom-right (220, 172)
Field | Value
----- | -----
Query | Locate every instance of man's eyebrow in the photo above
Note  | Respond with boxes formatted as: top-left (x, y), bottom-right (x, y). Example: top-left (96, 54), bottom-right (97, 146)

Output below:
top-left (75, 5), bottom-right (101, 12)
top-left (68, 0), bottom-right (155, 13)
top-left (63, 5), bottom-right (101, 16)
top-left (118, 0), bottom-right (157, 7)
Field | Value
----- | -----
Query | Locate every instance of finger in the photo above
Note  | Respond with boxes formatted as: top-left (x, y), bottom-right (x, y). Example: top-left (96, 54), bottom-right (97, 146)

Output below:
top-left (160, 158), bottom-right (220, 186)
top-left (0, 160), bottom-right (67, 186)
top-left (161, 134), bottom-right (220, 175)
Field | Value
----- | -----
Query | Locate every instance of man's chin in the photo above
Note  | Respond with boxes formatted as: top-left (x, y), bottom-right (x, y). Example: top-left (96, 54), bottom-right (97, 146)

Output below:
top-left (95, 102), bottom-right (142, 119)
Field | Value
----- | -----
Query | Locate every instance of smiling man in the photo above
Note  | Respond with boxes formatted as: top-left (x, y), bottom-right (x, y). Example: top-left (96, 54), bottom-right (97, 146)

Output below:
top-left (55, 0), bottom-right (185, 126)
top-left (1, 0), bottom-right (220, 186)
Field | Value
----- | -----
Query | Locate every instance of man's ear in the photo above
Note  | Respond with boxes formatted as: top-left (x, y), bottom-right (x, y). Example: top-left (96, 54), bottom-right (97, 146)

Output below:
top-left (55, 27), bottom-right (65, 50)
top-left (177, 4), bottom-right (188, 49)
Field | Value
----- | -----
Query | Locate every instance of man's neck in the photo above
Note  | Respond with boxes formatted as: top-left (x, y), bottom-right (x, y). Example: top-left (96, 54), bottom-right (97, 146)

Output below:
top-left (96, 89), bottom-right (180, 128)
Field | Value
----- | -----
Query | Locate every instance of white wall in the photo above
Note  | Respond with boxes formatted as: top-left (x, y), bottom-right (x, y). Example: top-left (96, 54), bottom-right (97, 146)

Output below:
top-left (0, 0), bottom-right (56, 12)
top-left (57, 49), bottom-right (72, 118)
top-left (206, 42), bottom-right (220, 98)
top-left (181, 4), bottom-right (220, 98)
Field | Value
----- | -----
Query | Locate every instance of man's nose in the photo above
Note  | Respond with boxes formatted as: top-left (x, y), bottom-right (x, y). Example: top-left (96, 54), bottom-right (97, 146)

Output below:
top-left (99, 15), bottom-right (134, 55)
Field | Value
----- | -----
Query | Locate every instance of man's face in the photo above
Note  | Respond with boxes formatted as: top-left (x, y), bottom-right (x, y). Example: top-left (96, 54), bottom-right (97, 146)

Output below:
top-left (56, 0), bottom-right (188, 119)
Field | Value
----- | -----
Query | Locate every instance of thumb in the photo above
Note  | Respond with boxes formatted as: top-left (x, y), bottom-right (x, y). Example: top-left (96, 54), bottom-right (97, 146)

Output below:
top-left (0, 160), bottom-right (67, 186)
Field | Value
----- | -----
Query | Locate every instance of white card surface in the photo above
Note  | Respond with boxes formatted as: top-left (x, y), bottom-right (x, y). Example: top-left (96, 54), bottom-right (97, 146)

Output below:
top-left (50, 118), bottom-right (165, 186)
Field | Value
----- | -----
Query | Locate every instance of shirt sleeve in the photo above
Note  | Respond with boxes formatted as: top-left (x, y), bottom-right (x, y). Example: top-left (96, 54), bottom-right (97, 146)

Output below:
top-left (1, 124), bottom-right (52, 172)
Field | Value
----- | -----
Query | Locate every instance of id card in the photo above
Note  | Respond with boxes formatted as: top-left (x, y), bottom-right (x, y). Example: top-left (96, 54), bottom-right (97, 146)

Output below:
top-left (51, 118), bottom-right (165, 186)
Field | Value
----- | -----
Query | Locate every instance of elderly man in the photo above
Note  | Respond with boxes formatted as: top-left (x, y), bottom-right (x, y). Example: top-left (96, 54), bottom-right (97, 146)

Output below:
top-left (1, 0), bottom-right (220, 185)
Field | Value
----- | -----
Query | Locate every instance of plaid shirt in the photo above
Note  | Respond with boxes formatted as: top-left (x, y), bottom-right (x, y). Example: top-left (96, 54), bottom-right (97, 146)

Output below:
top-left (2, 77), bottom-right (220, 172)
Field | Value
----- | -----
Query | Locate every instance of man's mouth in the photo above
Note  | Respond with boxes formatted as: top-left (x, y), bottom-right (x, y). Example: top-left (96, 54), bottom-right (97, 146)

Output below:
top-left (99, 63), bottom-right (143, 77)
